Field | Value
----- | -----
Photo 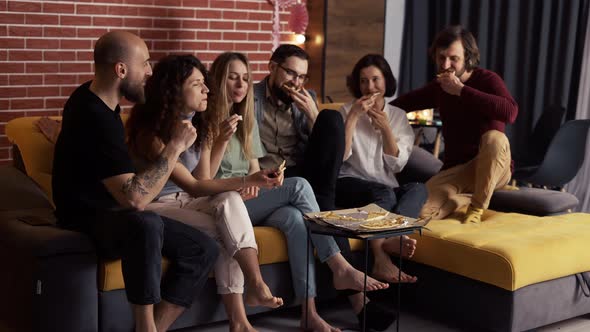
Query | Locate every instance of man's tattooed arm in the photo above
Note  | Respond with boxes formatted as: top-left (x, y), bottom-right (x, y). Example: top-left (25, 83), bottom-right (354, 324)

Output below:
top-left (121, 157), bottom-right (169, 196)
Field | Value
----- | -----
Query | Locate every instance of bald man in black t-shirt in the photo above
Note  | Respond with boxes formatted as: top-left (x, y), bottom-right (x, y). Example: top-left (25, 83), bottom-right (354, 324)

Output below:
top-left (52, 31), bottom-right (218, 332)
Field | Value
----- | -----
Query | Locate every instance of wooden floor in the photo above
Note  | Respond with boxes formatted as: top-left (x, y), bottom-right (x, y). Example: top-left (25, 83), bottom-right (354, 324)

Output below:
top-left (178, 300), bottom-right (590, 332)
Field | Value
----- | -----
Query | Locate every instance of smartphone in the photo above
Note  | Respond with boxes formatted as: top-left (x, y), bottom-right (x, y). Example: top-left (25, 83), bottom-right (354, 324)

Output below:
top-left (17, 215), bottom-right (55, 226)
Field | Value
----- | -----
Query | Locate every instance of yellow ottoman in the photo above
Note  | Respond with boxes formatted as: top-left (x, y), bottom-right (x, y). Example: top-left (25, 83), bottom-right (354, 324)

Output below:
top-left (403, 210), bottom-right (590, 332)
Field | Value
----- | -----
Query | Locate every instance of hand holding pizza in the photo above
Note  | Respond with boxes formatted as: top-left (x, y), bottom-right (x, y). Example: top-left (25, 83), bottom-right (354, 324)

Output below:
top-left (217, 114), bottom-right (242, 142)
top-left (436, 70), bottom-right (464, 96)
top-left (289, 88), bottom-right (319, 122)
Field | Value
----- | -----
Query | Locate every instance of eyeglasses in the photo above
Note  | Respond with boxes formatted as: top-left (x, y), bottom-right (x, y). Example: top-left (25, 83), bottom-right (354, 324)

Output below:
top-left (277, 63), bottom-right (309, 83)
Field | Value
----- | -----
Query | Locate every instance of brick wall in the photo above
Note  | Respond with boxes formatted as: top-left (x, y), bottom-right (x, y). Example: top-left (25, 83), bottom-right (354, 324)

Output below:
top-left (0, 0), bottom-right (295, 165)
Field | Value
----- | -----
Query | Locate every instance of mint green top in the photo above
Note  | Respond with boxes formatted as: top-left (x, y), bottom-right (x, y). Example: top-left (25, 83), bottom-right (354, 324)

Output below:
top-left (215, 120), bottom-right (265, 179)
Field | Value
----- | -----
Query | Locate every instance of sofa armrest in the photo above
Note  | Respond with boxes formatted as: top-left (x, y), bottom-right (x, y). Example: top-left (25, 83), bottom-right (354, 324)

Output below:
top-left (0, 165), bottom-right (94, 256)
top-left (0, 165), bottom-right (53, 211)
top-left (0, 213), bottom-right (95, 258)
top-left (0, 215), bottom-right (99, 332)
top-left (0, 162), bottom-right (99, 332)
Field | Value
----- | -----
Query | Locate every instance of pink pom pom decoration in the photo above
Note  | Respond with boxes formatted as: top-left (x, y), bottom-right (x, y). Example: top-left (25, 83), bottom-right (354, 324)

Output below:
top-left (267, 0), bottom-right (308, 51)
top-left (288, 3), bottom-right (309, 34)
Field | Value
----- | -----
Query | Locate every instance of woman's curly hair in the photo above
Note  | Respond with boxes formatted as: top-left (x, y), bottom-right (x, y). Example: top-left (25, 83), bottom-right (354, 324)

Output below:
top-left (126, 54), bottom-right (210, 161)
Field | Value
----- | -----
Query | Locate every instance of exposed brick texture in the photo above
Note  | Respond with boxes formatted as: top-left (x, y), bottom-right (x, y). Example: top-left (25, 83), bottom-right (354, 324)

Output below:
top-left (0, 0), bottom-right (298, 164)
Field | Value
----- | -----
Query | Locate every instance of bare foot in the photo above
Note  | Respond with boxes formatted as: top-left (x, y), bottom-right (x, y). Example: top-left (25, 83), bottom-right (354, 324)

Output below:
top-left (371, 257), bottom-right (417, 283)
top-left (383, 235), bottom-right (417, 258)
top-left (229, 322), bottom-right (258, 332)
top-left (244, 281), bottom-right (283, 308)
top-left (332, 266), bottom-right (389, 292)
top-left (301, 312), bottom-right (341, 332)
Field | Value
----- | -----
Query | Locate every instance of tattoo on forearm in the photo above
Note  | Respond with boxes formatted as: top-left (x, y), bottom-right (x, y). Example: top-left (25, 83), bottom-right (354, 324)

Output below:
top-left (122, 176), bottom-right (149, 196)
top-left (141, 157), bottom-right (168, 189)
top-left (122, 157), bottom-right (169, 196)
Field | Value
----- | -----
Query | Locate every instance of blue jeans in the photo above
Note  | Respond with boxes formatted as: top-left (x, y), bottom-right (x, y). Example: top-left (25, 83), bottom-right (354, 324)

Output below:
top-left (336, 178), bottom-right (428, 218)
top-left (244, 177), bottom-right (341, 299)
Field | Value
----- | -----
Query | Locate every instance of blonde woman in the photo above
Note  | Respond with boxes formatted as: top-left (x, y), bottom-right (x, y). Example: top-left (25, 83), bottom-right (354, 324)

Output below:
top-left (201, 52), bottom-right (391, 332)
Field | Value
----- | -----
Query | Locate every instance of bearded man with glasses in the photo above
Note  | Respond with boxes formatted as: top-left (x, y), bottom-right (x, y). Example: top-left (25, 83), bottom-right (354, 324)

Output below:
top-left (254, 44), bottom-right (343, 213)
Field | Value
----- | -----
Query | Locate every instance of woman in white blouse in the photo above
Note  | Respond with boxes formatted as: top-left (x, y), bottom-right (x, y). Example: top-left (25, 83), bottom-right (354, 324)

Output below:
top-left (337, 54), bottom-right (427, 283)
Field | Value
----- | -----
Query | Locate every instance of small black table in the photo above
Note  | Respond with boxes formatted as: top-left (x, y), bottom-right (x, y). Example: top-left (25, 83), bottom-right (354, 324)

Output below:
top-left (304, 220), bottom-right (423, 332)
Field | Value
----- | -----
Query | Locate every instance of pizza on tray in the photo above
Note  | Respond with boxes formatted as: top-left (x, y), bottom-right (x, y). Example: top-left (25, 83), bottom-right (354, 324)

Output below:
top-left (317, 211), bottom-right (390, 222)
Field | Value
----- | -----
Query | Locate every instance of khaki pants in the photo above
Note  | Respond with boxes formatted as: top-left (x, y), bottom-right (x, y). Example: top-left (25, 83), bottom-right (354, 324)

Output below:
top-left (420, 130), bottom-right (512, 220)
top-left (147, 191), bottom-right (257, 294)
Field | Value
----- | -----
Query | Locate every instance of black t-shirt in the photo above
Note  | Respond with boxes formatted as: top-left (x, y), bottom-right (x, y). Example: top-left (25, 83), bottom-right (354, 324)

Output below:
top-left (53, 81), bottom-right (135, 226)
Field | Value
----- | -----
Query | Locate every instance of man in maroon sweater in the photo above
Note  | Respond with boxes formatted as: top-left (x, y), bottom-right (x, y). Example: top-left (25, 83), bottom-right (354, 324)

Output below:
top-left (391, 25), bottom-right (518, 223)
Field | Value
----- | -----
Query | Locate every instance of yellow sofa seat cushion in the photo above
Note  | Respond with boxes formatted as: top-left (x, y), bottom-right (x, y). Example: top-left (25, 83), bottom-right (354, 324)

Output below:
top-left (99, 226), bottom-right (365, 291)
top-left (410, 210), bottom-right (590, 291)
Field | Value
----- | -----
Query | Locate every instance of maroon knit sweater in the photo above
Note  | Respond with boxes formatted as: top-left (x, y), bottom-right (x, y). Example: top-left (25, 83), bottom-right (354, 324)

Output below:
top-left (391, 68), bottom-right (518, 170)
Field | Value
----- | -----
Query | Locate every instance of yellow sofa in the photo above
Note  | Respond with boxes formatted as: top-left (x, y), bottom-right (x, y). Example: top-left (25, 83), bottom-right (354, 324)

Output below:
top-left (5, 116), bottom-right (590, 332)
top-left (2, 116), bottom-right (364, 332)
top-left (6, 116), bottom-right (363, 290)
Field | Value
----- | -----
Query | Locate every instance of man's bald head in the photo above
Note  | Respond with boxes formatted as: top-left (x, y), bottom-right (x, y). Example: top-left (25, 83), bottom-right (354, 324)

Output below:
top-left (94, 31), bottom-right (144, 72)
top-left (92, 31), bottom-right (152, 104)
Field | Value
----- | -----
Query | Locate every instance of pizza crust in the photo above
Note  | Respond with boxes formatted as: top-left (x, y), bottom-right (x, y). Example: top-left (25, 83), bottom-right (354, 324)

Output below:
top-left (366, 211), bottom-right (389, 222)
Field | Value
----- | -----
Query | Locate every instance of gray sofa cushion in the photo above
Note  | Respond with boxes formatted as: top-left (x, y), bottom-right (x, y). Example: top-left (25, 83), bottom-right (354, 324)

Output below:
top-left (489, 187), bottom-right (579, 216)
top-left (0, 165), bottom-right (52, 211)
top-left (398, 146), bottom-right (443, 184)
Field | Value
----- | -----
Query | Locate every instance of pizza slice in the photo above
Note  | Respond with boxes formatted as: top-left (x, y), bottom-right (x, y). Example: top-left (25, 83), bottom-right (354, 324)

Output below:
top-left (359, 216), bottom-right (405, 230)
top-left (436, 68), bottom-right (456, 77)
top-left (318, 211), bottom-right (357, 221)
top-left (278, 159), bottom-right (286, 173)
top-left (282, 82), bottom-right (303, 93)
top-left (316, 211), bottom-right (363, 223)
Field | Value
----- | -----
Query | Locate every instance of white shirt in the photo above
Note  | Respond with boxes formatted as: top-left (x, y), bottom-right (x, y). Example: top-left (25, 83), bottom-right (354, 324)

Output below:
top-left (338, 101), bottom-right (415, 188)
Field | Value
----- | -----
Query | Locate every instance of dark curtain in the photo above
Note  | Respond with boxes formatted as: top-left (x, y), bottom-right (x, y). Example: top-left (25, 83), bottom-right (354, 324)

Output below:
top-left (398, 0), bottom-right (589, 159)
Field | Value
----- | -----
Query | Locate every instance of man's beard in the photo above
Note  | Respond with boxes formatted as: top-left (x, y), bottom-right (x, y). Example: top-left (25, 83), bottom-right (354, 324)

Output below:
top-left (271, 82), bottom-right (293, 104)
top-left (453, 65), bottom-right (466, 79)
top-left (120, 77), bottom-right (146, 104)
